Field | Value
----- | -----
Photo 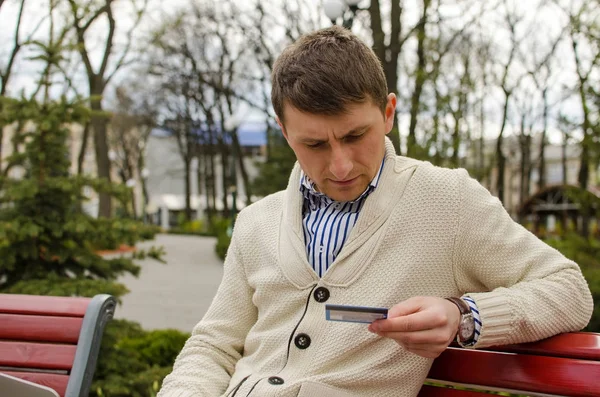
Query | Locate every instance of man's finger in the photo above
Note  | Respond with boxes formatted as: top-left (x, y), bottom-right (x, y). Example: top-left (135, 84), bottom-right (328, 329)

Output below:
top-left (377, 328), bottom-right (453, 345)
top-left (370, 310), bottom-right (448, 333)
top-left (387, 297), bottom-right (426, 318)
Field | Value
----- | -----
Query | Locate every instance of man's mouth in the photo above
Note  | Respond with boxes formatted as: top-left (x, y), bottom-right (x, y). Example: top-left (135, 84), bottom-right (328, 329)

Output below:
top-left (330, 176), bottom-right (358, 186)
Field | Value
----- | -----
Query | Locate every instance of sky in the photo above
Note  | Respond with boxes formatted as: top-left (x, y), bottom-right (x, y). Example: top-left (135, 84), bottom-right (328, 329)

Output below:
top-left (0, 0), bottom-right (596, 146)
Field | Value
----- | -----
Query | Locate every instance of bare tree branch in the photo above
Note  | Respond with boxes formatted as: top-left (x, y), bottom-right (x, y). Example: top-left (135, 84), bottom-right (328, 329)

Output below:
top-left (106, 0), bottom-right (149, 83)
top-left (1, 0), bottom-right (26, 96)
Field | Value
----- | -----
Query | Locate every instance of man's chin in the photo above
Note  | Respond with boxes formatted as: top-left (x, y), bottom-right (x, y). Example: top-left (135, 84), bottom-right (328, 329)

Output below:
top-left (324, 189), bottom-right (362, 202)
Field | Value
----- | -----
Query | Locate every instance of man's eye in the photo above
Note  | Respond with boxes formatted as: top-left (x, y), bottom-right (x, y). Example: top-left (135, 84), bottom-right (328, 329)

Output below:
top-left (345, 134), bottom-right (363, 142)
top-left (307, 142), bottom-right (323, 149)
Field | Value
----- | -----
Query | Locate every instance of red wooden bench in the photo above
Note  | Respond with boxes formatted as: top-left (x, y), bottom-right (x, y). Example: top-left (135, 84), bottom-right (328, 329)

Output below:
top-left (0, 293), bottom-right (116, 397)
top-left (419, 331), bottom-right (600, 397)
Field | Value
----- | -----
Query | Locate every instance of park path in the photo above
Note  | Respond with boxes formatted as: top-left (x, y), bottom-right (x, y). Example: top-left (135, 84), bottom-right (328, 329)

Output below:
top-left (114, 234), bottom-right (224, 332)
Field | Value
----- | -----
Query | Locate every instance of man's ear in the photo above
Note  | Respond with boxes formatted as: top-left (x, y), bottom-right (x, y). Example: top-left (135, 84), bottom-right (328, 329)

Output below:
top-left (276, 117), bottom-right (289, 140)
top-left (384, 93), bottom-right (397, 134)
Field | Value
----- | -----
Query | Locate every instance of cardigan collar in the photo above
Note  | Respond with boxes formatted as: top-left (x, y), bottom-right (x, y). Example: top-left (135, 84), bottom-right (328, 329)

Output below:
top-left (279, 137), bottom-right (420, 289)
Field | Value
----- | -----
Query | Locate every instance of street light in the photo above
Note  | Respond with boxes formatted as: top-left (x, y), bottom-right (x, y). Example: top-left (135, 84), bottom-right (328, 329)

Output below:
top-left (323, 0), bottom-right (366, 29)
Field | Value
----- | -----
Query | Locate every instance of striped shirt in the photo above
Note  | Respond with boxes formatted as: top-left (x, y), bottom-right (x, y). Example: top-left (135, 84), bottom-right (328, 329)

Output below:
top-left (299, 158), bottom-right (481, 344)
top-left (300, 159), bottom-right (385, 278)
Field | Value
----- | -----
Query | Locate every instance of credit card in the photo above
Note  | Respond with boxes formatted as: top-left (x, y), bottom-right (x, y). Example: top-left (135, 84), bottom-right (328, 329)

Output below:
top-left (325, 304), bottom-right (388, 324)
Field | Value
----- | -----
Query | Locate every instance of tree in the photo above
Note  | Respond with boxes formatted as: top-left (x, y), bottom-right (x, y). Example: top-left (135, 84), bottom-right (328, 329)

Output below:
top-left (251, 130), bottom-right (296, 197)
top-left (492, 0), bottom-right (528, 204)
top-left (0, 0), bottom-right (45, 176)
top-left (552, 0), bottom-right (600, 235)
top-left (368, 0), bottom-right (404, 154)
top-left (0, 16), bottom-right (161, 297)
top-left (66, 0), bottom-right (148, 218)
top-left (149, 1), bottom-right (264, 219)
top-left (0, 96), bottom-right (144, 297)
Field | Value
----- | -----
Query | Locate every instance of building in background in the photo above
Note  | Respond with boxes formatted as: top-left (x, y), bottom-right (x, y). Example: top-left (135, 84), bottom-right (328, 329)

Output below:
top-left (144, 121), bottom-right (269, 228)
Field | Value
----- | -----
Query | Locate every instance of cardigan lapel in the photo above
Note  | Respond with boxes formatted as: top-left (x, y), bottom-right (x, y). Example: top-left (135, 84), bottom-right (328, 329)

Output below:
top-left (277, 138), bottom-right (421, 289)
top-left (322, 139), bottom-right (420, 286)
top-left (278, 163), bottom-right (319, 289)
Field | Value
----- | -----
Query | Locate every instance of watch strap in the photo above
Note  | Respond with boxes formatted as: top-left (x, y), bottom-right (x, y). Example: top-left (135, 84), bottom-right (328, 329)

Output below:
top-left (445, 297), bottom-right (476, 346)
top-left (445, 297), bottom-right (471, 315)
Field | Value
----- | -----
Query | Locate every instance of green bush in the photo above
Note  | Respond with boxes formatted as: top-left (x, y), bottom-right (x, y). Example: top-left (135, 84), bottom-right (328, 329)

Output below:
top-left (90, 219), bottom-right (161, 250)
top-left (544, 233), bottom-right (600, 332)
top-left (215, 229), bottom-right (231, 260)
top-left (92, 319), bottom-right (189, 397)
top-left (0, 97), bottom-right (160, 299)
top-left (169, 219), bottom-right (214, 236)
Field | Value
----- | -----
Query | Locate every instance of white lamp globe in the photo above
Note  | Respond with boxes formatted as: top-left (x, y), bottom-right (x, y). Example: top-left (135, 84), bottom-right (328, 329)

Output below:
top-left (323, 0), bottom-right (346, 21)
top-left (224, 115), bottom-right (240, 131)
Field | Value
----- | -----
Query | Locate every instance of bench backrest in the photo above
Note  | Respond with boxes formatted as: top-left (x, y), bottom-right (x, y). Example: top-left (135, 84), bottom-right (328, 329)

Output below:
top-left (0, 293), bottom-right (116, 397)
top-left (419, 332), bottom-right (600, 397)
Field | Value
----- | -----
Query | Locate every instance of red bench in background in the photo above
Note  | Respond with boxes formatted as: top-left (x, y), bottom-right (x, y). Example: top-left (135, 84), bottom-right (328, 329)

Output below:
top-left (0, 293), bottom-right (116, 397)
top-left (419, 331), bottom-right (600, 396)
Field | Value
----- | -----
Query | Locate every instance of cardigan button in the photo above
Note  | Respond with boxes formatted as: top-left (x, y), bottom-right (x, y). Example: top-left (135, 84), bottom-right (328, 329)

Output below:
top-left (294, 333), bottom-right (311, 349)
top-left (268, 376), bottom-right (284, 385)
top-left (314, 287), bottom-right (330, 303)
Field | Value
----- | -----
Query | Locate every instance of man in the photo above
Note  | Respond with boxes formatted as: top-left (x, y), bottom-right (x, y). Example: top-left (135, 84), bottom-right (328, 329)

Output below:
top-left (158, 26), bottom-right (592, 397)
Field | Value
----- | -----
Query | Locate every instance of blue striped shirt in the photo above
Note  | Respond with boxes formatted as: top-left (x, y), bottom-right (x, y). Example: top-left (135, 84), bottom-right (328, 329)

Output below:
top-left (300, 159), bottom-right (385, 278)
top-left (299, 158), bottom-right (481, 344)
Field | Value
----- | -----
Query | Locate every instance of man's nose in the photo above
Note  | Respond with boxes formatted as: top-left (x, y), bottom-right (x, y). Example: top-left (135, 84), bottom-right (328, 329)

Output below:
top-left (329, 146), bottom-right (353, 181)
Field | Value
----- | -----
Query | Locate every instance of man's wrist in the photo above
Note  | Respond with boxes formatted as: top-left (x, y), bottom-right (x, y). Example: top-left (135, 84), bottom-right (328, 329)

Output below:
top-left (445, 297), bottom-right (476, 346)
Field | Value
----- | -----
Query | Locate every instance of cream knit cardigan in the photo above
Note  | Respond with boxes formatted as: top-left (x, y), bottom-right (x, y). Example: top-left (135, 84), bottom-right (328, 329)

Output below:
top-left (158, 139), bottom-right (593, 397)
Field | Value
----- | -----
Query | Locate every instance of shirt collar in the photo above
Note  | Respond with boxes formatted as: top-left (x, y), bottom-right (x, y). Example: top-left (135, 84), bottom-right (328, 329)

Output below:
top-left (300, 157), bottom-right (385, 203)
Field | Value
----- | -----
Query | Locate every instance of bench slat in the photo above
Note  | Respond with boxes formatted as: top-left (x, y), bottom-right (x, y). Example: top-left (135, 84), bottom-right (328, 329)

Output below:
top-left (418, 385), bottom-right (486, 396)
top-left (428, 347), bottom-right (600, 397)
top-left (489, 332), bottom-right (600, 361)
top-left (0, 294), bottom-right (90, 317)
top-left (0, 341), bottom-right (76, 370)
top-left (0, 313), bottom-right (82, 344)
top-left (1, 370), bottom-right (69, 397)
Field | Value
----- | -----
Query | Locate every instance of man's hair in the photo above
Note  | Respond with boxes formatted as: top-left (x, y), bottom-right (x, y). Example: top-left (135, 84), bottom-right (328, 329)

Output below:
top-left (271, 26), bottom-right (388, 123)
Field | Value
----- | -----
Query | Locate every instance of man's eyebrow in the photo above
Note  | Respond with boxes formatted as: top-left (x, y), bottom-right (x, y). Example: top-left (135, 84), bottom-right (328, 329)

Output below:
top-left (298, 124), bottom-right (371, 144)
top-left (339, 124), bottom-right (370, 138)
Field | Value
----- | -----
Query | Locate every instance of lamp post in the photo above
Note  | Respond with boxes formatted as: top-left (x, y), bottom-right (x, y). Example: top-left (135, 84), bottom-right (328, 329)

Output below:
top-left (323, 0), bottom-right (365, 29)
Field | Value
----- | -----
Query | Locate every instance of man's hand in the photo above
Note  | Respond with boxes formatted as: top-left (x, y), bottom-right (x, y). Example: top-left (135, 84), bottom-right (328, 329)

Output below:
top-left (368, 296), bottom-right (461, 359)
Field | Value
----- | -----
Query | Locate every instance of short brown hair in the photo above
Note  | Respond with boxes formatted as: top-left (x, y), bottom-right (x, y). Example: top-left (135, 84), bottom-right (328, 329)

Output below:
top-left (271, 26), bottom-right (388, 124)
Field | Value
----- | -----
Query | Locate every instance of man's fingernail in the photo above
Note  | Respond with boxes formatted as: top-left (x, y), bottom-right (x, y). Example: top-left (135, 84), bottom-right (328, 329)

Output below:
top-left (370, 323), bottom-right (379, 332)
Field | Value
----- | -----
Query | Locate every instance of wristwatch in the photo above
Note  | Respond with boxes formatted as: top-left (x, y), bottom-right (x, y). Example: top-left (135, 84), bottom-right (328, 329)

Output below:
top-left (445, 297), bottom-right (475, 346)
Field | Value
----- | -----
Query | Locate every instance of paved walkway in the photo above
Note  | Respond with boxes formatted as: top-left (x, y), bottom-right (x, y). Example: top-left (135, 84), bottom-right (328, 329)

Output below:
top-left (114, 234), bottom-right (224, 332)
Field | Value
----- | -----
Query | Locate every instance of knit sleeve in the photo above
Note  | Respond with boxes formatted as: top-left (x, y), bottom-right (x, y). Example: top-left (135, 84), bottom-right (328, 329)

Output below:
top-left (452, 170), bottom-right (593, 349)
top-left (157, 213), bottom-right (258, 397)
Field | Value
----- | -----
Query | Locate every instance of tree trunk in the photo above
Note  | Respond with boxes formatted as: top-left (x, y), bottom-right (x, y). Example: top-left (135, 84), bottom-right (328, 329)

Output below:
top-left (518, 125), bottom-right (531, 219)
top-left (209, 145), bottom-right (217, 219)
top-left (184, 154), bottom-right (192, 222)
top-left (572, 36), bottom-right (591, 236)
top-left (561, 134), bottom-right (568, 231)
top-left (218, 140), bottom-right (230, 215)
top-left (406, 1), bottom-right (430, 157)
top-left (495, 92), bottom-right (510, 204)
top-left (76, 122), bottom-right (91, 175)
top-left (433, 80), bottom-right (442, 166)
top-left (90, 84), bottom-right (112, 218)
top-left (231, 130), bottom-right (251, 205)
top-left (369, 0), bottom-right (401, 154)
top-left (537, 88), bottom-right (548, 190)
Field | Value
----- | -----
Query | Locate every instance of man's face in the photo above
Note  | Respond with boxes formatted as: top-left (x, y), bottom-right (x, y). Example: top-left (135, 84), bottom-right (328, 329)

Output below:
top-left (278, 94), bottom-right (396, 202)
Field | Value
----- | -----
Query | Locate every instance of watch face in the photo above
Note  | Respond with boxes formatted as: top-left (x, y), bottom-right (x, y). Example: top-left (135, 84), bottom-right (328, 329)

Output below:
top-left (459, 319), bottom-right (475, 340)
